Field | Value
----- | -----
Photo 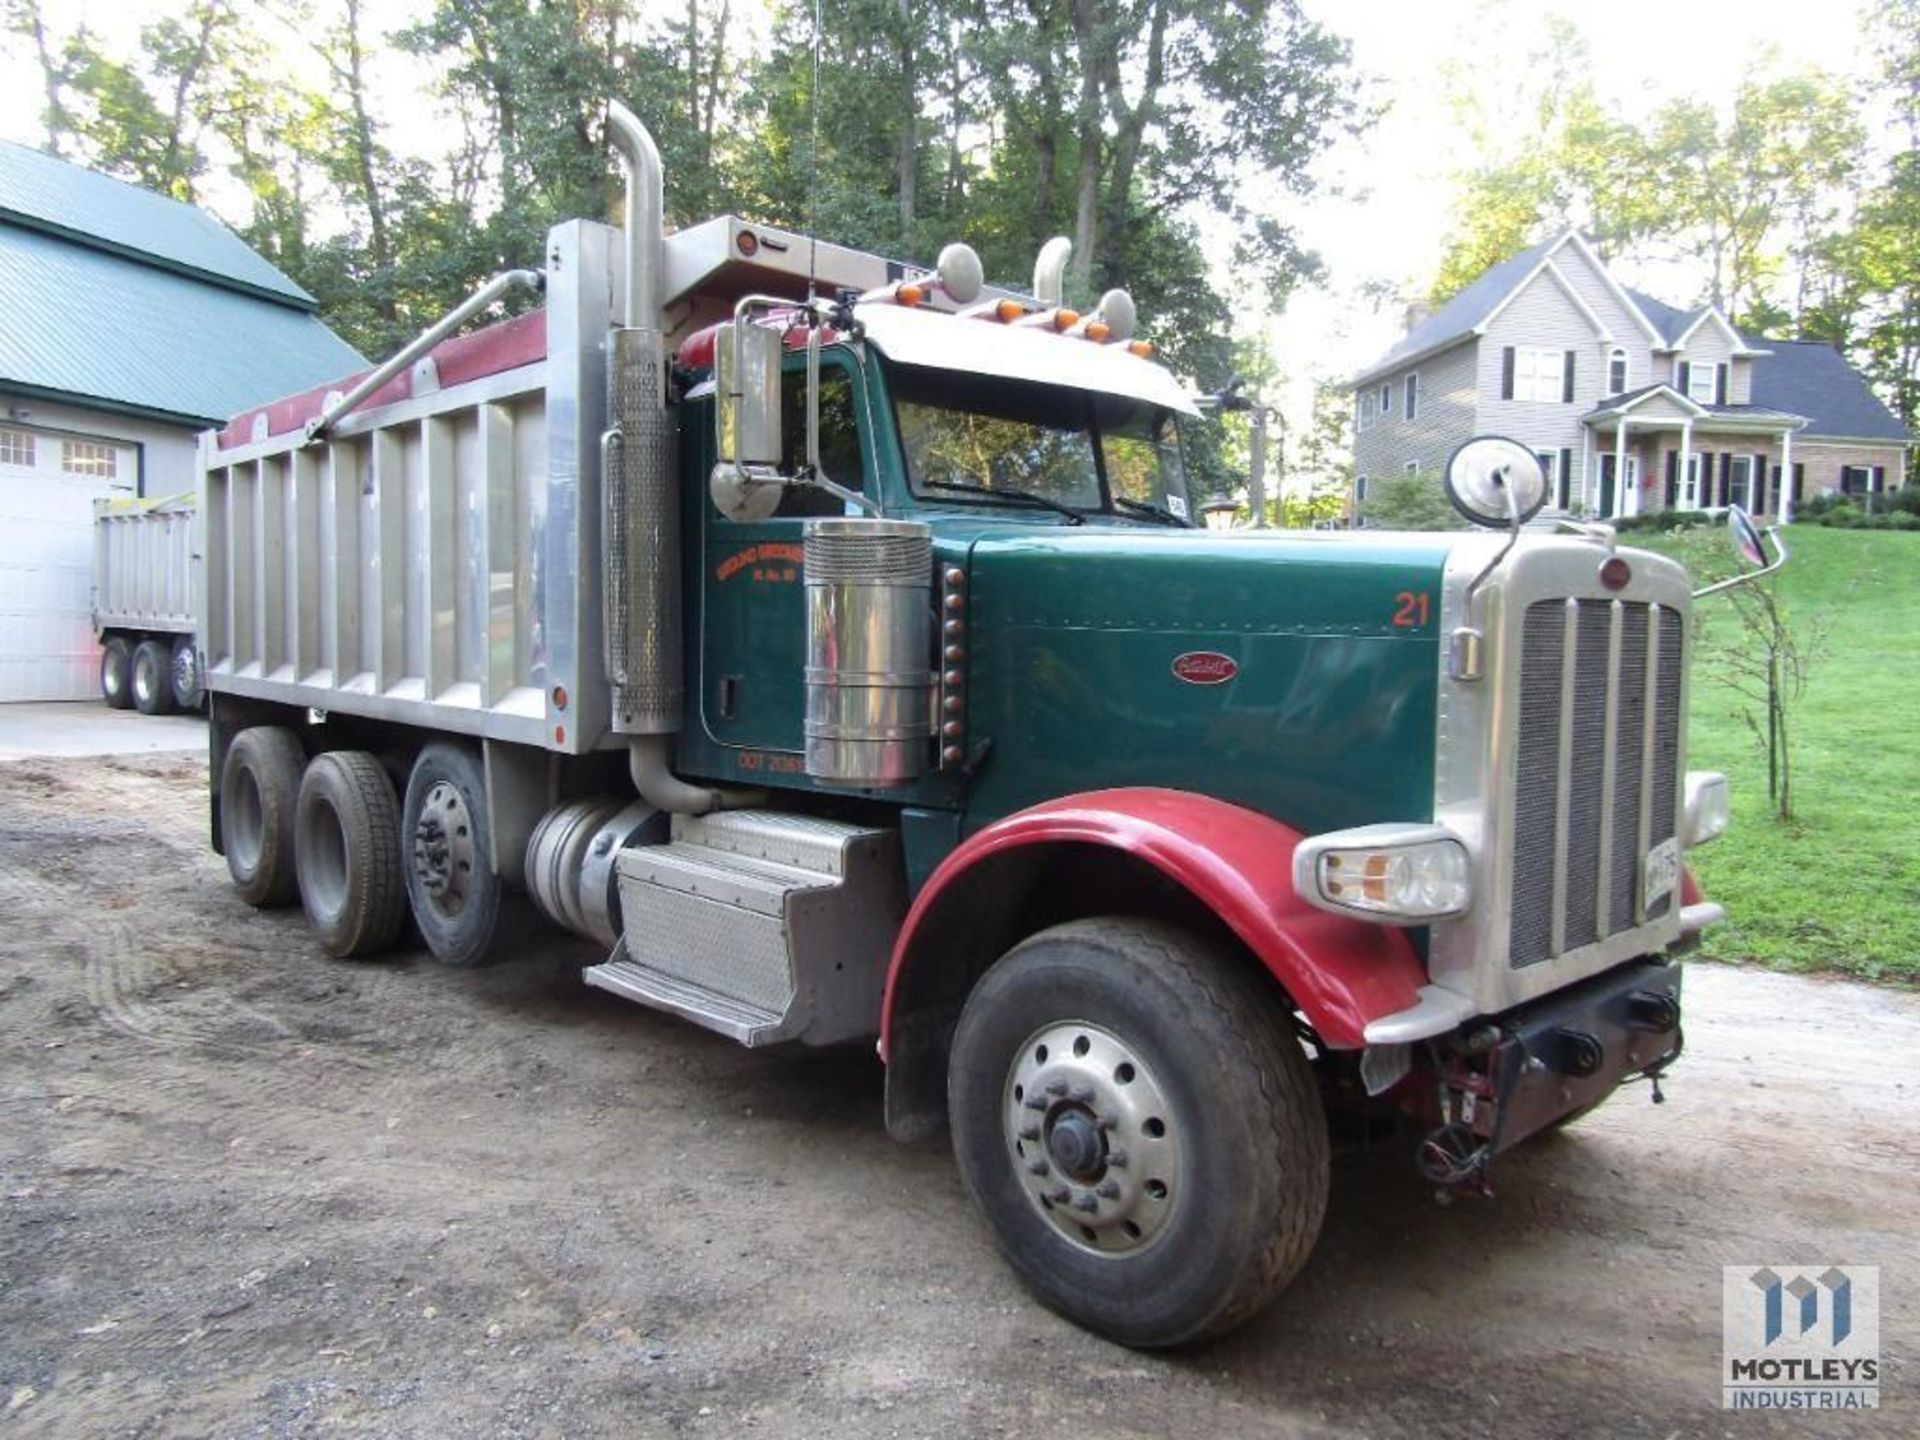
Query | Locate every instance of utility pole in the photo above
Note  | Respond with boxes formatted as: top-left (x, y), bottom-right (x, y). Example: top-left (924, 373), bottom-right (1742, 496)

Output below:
top-left (1248, 406), bottom-right (1268, 528)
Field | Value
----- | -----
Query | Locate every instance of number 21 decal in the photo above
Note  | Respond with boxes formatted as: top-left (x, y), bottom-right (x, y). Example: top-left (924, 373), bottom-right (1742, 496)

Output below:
top-left (1392, 591), bottom-right (1432, 628)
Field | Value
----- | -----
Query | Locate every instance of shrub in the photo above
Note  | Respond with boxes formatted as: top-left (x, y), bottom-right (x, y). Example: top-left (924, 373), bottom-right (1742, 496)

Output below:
top-left (1799, 492), bottom-right (1848, 520)
top-left (1885, 511), bottom-right (1920, 531)
top-left (1616, 510), bottom-right (1714, 533)
top-left (1820, 502), bottom-right (1864, 528)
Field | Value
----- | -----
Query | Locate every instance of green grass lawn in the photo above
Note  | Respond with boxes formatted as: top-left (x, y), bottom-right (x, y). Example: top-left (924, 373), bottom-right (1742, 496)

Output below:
top-left (1640, 525), bottom-right (1920, 984)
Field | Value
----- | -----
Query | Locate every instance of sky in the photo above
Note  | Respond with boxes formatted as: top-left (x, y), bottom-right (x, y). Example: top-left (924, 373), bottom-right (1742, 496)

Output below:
top-left (0, 0), bottom-right (1887, 469)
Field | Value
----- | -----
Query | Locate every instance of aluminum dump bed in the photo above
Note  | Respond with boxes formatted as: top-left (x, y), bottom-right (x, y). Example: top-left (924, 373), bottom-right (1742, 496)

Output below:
top-left (94, 494), bottom-right (195, 636)
top-left (196, 220), bottom-right (618, 752)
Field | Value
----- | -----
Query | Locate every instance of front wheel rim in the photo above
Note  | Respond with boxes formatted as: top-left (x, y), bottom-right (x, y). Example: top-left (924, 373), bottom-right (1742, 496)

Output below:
top-left (1003, 1020), bottom-right (1182, 1256)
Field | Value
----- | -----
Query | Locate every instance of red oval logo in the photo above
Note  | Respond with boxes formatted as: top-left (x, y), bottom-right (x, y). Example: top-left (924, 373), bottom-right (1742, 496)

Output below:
top-left (1172, 651), bottom-right (1239, 685)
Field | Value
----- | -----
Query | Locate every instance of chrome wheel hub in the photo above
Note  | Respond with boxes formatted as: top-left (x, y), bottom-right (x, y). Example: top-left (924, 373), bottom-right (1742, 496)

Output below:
top-left (1004, 1020), bottom-right (1180, 1255)
top-left (412, 780), bottom-right (475, 917)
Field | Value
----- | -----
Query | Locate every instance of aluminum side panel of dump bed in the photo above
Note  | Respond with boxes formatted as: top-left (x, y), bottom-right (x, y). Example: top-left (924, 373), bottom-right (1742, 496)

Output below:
top-left (195, 220), bottom-right (620, 753)
top-left (94, 496), bottom-right (195, 635)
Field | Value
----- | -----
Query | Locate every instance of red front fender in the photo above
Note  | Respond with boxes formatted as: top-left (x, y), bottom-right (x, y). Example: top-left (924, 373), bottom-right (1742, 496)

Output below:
top-left (880, 788), bottom-right (1427, 1057)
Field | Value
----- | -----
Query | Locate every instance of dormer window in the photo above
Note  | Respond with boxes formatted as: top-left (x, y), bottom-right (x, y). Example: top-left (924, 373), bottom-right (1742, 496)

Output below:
top-left (1685, 363), bottom-right (1716, 404)
top-left (1608, 348), bottom-right (1627, 396)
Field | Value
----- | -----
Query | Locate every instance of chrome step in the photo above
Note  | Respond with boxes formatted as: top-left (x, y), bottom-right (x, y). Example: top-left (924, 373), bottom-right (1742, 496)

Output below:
top-left (584, 810), bottom-right (906, 1048)
top-left (585, 948), bottom-right (785, 1045)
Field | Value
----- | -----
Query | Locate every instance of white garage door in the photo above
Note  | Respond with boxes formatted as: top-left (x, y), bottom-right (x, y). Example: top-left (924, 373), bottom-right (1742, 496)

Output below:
top-left (0, 428), bottom-right (136, 702)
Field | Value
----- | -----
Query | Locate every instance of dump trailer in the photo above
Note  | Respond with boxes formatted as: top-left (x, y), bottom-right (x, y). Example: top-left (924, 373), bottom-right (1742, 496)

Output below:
top-left (93, 494), bottom-right (200, 713)
top-left (197, 102), bottom-right (1761, 1348)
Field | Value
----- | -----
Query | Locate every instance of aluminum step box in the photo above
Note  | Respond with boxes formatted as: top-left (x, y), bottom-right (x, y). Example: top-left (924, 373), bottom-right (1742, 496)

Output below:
top-left (585, 811), bottom-right (905, 1047)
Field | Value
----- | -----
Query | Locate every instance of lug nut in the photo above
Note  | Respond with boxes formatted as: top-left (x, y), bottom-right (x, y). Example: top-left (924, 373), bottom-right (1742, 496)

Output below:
top-left (1024, 1095), bottom-right (1048, 1112)
top-left (1096, 1180), bottom-right (1121, 1199)
top-left (1026, 1158), bottom-right (1050, 1175)
top-left (1018, 1124), bottom-right (1040, 1142)
top-left (1073, 1192), bottom-right (1100, 1213)
top-left (1045, 1079), bottom-right (1068, 1097)
top-left (1096, 1113), bottom-right (1118, 1131)
top-left (1105, 1148), bottom-right (1128, 1168)
top-left (1046, 1186), bottom-right (1070, 1204)
top-left (1069, 1085), bottom-right (1094, 1104)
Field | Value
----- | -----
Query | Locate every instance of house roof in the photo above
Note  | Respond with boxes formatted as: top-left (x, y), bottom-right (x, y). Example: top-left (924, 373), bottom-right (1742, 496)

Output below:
top-left (1623, 289), bottom-right (1691, 346)
top-left (0, 145), bottom-right (364, 427)
top-left (0, 139), bottom-right (315, 306)
top-left (1353, 236), bottom-right (1560, 383)
top-left (1749, 339), bottom-right (1910, 443)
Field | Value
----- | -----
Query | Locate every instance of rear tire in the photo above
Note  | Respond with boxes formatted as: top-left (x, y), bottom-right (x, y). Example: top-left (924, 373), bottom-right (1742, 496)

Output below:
top-left (295, 751), bottom-right (407, 959)
top-left (169, 636), bottom-right (202, 711)
top-left (131, 639), bottom-right (177, 715)
top-left (100, 636), bottom-right (133, 709)
top-left (402, 742), bottom-right (503, 967)
top-left (221, 726), bottom-right (305, 906)
top-left (949, 918), bottom-right (1330, 1349)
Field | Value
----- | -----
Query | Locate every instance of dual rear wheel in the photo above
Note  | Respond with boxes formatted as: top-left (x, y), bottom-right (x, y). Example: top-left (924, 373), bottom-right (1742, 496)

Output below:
top-left (220, 727), bottom-right (504, 965)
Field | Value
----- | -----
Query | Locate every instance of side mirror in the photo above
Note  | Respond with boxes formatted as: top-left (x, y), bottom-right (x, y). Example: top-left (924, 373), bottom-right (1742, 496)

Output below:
top-left (715, 318), bottom-right (782, 467)
top-left (1443, 435), bottom-right (1548, 530)
top-left (1729, 504), bottom-right (1767, 568)
top-left (1694, 504), bottom-right (1790, 599)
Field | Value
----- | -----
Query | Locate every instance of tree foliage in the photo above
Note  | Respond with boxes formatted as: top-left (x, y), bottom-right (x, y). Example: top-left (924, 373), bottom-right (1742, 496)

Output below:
top-left (9, 0), bottom-right (1360, 421)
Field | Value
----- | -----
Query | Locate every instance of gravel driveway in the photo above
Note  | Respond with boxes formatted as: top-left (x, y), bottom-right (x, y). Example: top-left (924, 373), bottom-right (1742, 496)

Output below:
top-left (0, 754), bottom-right (1913, 1437)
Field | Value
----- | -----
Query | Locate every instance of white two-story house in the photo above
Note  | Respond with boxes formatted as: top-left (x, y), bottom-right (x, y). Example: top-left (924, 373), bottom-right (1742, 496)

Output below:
top-left (1350, 231), bottom-right (1910, 522)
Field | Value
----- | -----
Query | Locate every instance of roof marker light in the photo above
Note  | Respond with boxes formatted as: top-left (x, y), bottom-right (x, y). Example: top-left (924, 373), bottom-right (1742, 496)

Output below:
top-left (1052, 309), bottom-right (1080, 332)
top-left (1127, 339), bottom-right (1155, 358)
top-left (1084, 321), bottom-right (1111, 343)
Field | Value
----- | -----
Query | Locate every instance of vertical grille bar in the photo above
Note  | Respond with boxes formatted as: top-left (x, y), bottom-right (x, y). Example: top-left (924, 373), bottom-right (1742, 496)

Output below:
top-left (1610, 604), bottom-right (1651, 932)
top-left (1647, 605), bottom-right (1683, 919)
top-left (1561, 600), bottom-right (1613, 951)
top-left (1507, 603), bottom-right (1566, 968)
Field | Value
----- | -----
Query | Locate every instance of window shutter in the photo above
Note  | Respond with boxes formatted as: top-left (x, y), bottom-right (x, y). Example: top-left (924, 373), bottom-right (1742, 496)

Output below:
top-left (1677, 361), bottom-right (1691, 395)
top-left (1559, 447), bottom-right (1573, 509)
top-left (1752, 453), bottom-right (1767, 514)
top-left (1719, 452), bottom-right (1732, 507)
top-left (1716, 364), bottom-right (1729, 405)
top-left (1665, 450), bottom-right (1679, 507)
top-left (1562, 350), bottom-right (1576, 403)
top-left (1501, 347), bottom-right (1515, 400)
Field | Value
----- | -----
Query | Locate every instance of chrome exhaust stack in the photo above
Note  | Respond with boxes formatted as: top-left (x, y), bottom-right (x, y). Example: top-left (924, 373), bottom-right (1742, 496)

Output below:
top-left (603, 101), bottom-right (679, 738)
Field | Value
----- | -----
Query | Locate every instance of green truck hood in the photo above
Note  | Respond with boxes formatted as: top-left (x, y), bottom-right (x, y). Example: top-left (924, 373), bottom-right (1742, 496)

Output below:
top-left (956, 525), bottom-right (1459, 837)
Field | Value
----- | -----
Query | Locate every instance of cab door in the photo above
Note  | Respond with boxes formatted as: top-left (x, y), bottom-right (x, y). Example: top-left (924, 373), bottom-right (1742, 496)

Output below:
top-left (698, 352), bottom-right (877, 753)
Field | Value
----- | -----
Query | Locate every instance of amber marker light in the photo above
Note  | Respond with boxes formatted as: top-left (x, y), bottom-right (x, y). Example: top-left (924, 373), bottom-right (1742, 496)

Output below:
top-left (1127, 339), bottom-right (1155, 358)
top-left (1085, 321), bottom-right (1112, 342)
top-left (1052, 308), bottom-right (1080, 331)
top-left (896, 282), bottom-right (927, 307)
top-left (995, 298), bottom-right (1025, 322)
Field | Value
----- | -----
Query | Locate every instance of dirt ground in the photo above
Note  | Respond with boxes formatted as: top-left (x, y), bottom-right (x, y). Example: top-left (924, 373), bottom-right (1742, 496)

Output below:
top-left (0, 754), bottom-right (1913, 1439)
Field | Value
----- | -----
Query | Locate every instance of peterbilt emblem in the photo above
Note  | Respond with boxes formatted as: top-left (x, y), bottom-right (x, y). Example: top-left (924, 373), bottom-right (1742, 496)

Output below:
top-left (1172, 651), bottom-right (1239, 685)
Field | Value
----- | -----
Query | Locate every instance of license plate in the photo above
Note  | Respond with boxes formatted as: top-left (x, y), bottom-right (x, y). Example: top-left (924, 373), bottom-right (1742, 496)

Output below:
top-left (1643, 837), bottom-right (1679, 907)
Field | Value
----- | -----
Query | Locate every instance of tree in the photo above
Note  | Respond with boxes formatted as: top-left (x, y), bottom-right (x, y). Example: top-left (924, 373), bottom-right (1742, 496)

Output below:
top-left (1358, 470), bottom-right (1464, 532)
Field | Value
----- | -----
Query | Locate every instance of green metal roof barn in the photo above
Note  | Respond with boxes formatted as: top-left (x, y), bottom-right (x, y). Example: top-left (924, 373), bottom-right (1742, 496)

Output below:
top-left (0, 141), bottom-right (365, 702)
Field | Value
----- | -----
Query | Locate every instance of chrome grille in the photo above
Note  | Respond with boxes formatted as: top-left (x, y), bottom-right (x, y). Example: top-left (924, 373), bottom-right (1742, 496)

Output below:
top-left (1509, 598), bottom-right (1682, 968)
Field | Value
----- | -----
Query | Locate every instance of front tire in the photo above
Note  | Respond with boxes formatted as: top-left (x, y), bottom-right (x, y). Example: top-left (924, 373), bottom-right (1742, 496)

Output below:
top-left (401, 742), bottom-right (503, 967)
top-left (100, 636), bottom-right (133, 709)
top-left (949, 918), bottom-right (1330, 1349)
top-left (295, 750), bottom-right (407, 958)
top-left (131, 638), bottom-right (177, 715)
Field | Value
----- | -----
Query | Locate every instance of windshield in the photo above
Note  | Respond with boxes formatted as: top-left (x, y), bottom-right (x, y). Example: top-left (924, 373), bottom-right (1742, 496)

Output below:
top-left (891, 362), bottom-right (1190, 520)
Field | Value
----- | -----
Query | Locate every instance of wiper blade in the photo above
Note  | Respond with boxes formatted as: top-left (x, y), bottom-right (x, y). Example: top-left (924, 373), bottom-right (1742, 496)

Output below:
top-left (1112, 496), bottom-right (1192, 527)
top-left (925, 480), bottom-right (1085, 524)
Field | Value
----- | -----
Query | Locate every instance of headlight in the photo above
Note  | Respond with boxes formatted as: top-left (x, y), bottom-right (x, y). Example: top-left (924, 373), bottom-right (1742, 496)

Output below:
top-left (1292, 823), bottom-right (1471, 923)
top-left (1684, 771), bottom-right (1730, 847)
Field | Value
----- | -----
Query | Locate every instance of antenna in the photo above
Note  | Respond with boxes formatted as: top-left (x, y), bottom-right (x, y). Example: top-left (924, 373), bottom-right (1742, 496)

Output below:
top-left (806, 0), bottom-right (823, 304)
